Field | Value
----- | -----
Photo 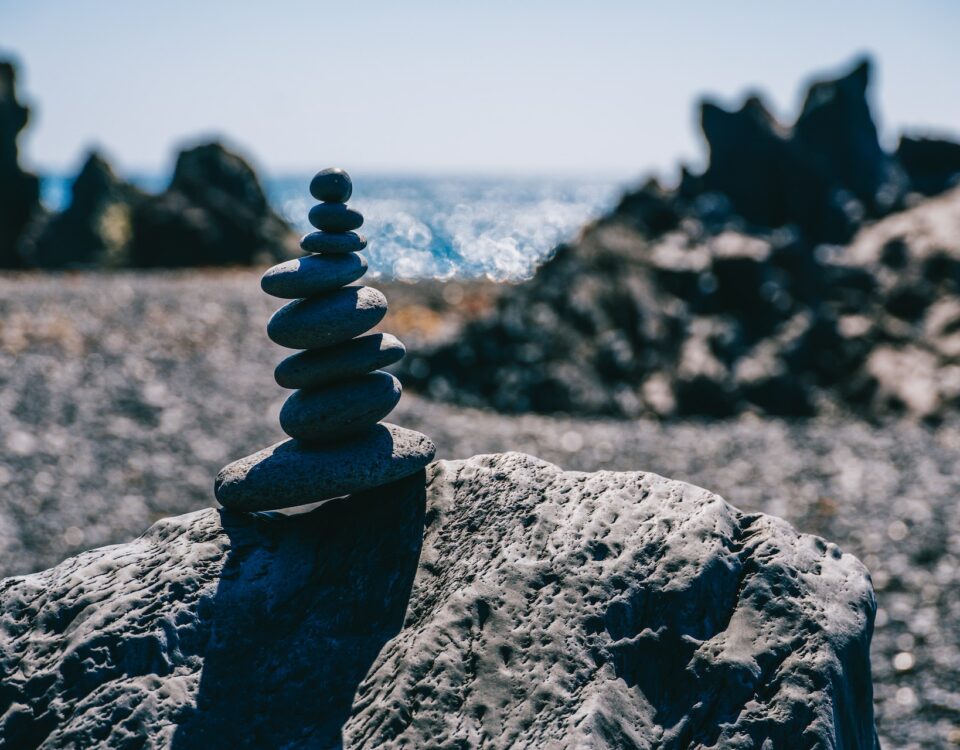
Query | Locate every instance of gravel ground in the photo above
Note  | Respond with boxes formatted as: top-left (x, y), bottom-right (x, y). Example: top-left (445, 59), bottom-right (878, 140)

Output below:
top-left (0, 270), bottom-right (957, 748)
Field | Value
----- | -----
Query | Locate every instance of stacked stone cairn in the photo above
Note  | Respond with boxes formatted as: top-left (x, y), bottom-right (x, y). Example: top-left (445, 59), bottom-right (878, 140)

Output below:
top-left (215, 168), bottom-right (436, 511)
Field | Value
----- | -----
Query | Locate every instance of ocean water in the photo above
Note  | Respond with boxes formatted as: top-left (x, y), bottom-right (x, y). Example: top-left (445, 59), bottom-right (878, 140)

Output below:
top-left (41, 174), bottom-right (628, 280)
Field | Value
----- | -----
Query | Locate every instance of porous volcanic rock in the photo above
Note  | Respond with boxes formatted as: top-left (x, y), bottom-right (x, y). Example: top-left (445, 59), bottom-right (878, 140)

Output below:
top-left (0, 454), bottom-right (877, 749)
top-left (129, 142), bottom-right (296, 267)
top-left (0, 60), bottom-right (42, 268)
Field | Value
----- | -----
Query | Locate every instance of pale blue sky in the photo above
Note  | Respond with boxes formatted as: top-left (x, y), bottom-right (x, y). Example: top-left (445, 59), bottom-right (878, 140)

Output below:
top-left (2, 0), bottom-right (958, 179)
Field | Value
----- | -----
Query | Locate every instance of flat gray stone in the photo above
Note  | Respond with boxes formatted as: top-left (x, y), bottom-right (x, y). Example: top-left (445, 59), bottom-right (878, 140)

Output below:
top-left (309, 203), bottom-right (363, 233)
top-left (261, 253), bottom-right (367, 299)
top-left (310, 167), bottom-right (352, 203)
top-left (275, 333), bottom-right (406, 389)
top-left (300, 231), bottom-right (367, 254)
top-left (267, 286), bottom-right (387, 349)
top-left (279, 371), bottom-right (402, 442)
top-left (214, 422), bottom-right (436, 510)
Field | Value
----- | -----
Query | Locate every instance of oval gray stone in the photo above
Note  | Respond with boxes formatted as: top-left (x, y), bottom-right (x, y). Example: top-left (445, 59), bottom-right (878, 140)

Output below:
top-left (279, 371), bottom-right (402, 442)
top-left (300, 231), bottom-right (367, 254)
top-left (261, 253), bottom-right (367, 299)
top-left (275, 333), bottom-right (406, 389)
top-left (310, 167), bottom-right (352, 203)
top-left (308, 203), bottom-right (363, 233)
top-left (214, 422), bottom-right (436, 511)
top-left (267, 286), bottom-right (387, 349)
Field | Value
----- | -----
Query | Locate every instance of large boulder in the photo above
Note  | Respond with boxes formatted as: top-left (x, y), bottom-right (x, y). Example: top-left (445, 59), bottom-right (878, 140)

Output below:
top-left (0, 60), bottom-right (42, 268)
top-left (896, 135), bottom-right (960, 197)
top-left (0, 454), bottom-right (877, 748)
top-left (129, 142), bottom-right (296, 267)
top-left (22, 152), bottom-right (144, 268)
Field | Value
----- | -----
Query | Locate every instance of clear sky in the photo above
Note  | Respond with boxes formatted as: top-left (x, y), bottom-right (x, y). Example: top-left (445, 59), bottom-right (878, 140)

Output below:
top-left (2, 0), bottom-right (958, 179)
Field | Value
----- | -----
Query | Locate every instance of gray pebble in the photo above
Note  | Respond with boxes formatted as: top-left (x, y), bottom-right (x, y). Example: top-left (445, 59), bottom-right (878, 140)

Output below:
top-left (261, 253), bottom-right (367, 299)
top-left (300, 231), bottom-right (367, 254)
top-left (275, 333), bottom-right (406, 389)
top-left (267, 286), bottom-right (387, 349)
top-left (310, 167), bottom-right (352, 203)
top-left (308, 203), bottom-right (363, 233)
top-left (279, 371), bottom-right (402, 442)
top-left (215, 422), bottom-right (436, 511)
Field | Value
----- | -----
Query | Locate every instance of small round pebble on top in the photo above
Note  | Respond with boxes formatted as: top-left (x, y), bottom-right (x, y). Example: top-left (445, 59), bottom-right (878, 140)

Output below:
top-left (310, 167), bottom-right (353, 203)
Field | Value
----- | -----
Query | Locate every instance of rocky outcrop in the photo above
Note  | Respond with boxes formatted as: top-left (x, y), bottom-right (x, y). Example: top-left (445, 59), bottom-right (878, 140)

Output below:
top-left (129, 142), bottom-right (296, 267)
top-left (21, 151), bottom-right (145, 268)
top-left (406, 58), bottom-right (960, 420)
top-left (896, 135), bottom-right (960, 197)
top-left (0, 60), bottom-right (42, 268)
top-left (0, 454), bottom-right (877, 748)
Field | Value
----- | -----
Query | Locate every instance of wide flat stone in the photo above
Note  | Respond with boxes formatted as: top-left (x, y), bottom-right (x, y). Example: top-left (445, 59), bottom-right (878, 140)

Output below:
top-left (275, 333), bottom-right (406, 389)
top-left (267, 286), bottom-right (387, 349)
top-left (300, 231), bottom-right (367, 254)
top-left (308, 203), bottom-right (363, 233)
top-left (214, 422), bottom-right (436, 511)
top-left (261, 253), bottom-right (367, 299)
top-left (310, 167), bottom-right (352, 203)
top-left (279, 371), bottom-right (402, 442)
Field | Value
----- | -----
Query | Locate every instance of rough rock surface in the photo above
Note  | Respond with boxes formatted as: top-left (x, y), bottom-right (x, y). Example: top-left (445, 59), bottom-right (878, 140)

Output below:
top-left (0, 60), bottom-right (42, 268)
top-left (0, 453), bottom-right (877, 748)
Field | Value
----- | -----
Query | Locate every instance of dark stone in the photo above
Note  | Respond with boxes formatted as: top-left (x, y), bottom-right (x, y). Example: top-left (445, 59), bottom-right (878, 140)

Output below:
top-left (0, 454), bottom-right (879, 747)
top-left (309, 167), bottom-right (353, 203)
top-left (130, 142), bottom-right (295, 267)
top-left (0, 60), bottom-right (42, 268)
top-left (300, 231), bottom-right (367, 254)
top-left (215, 423), bottom-right (435, 511)
top-left (896, 136), bottom-right (960, 196)
top-left (261, 252), bottom-right (367, 299)
top-left (267, 286), bottom-right (388, 349)
top-left (23, 152), bottom-right (144, 268)
top-left (308, 203), bottom-right (364, 233)
top-left (275, 333), bottom-right (406, 389)
top-left (278, 371), bottom-right (402, 442)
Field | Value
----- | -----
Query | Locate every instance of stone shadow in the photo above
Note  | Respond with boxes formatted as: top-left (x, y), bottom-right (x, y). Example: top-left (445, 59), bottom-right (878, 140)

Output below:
top-left (170, 470), bottom-right (427, 749)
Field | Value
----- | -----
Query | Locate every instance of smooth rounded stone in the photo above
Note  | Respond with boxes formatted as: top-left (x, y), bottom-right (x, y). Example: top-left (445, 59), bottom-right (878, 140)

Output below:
top-left (310, 167), bottom-right (352, 203)
top-left (267, 286), bottom-right (387, 349)
top-left (300, 231), bottom-right (367, 254)
top-left (260, 253), bottom-right (367, 299)
top-left (214, 422), bottom-right (436, 511)
top-left (308, 203), bottom-right (364, 233)
top-left (279, 371), bottom-right (402, 442)
top-left (275, 333), bottom-right (406, 389)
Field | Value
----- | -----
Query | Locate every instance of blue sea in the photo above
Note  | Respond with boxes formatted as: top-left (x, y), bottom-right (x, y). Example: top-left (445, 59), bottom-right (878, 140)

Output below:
top-left (41, 174), bottom-right (630, 280)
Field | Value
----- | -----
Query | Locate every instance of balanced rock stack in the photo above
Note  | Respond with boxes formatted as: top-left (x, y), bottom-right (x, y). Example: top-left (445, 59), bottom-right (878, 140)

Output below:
top-left (215, 168), bottom-right (436, 511)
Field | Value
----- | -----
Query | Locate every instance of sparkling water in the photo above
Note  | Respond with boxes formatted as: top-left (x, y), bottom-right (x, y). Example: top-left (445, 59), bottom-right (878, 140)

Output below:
top-left (40, 173), bottom-right (628, 280)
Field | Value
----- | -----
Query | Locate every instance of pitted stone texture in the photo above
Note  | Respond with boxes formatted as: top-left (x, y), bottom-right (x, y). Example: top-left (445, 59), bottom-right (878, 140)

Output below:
top-left (300, 231), bottom-right (367, 254)
top-left (261, 253), bottom-right (367, 299)
top-left (214, 423), bottom-right (435, 511)
top-left (279, 371), bottom-right (402, 442)
top-left (0, 454), bottom-right (877, 748)
top-left (267, 286), bottom-right (387, 349)
top-left (275, 333), bottom-right (406, 389)
top-left (308, 203), bottom-right (363, 233)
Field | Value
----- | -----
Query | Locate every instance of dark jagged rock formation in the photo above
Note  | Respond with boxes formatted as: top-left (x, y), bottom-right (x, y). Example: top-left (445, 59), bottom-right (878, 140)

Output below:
top-left (897, 135), bottom-right (960, 197)
top-left (216, 169), bottom-right (435, 511)
top-left (22, 151), bottom-right (145, 268)
top-left (406, 58), bottom-right (960, 420)
top-left (130, 142), bottom-right (296, 267)
top-left (0, 61), bottom-right (42, 268)
top-left (0, 454), bottom-right (878, 749)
